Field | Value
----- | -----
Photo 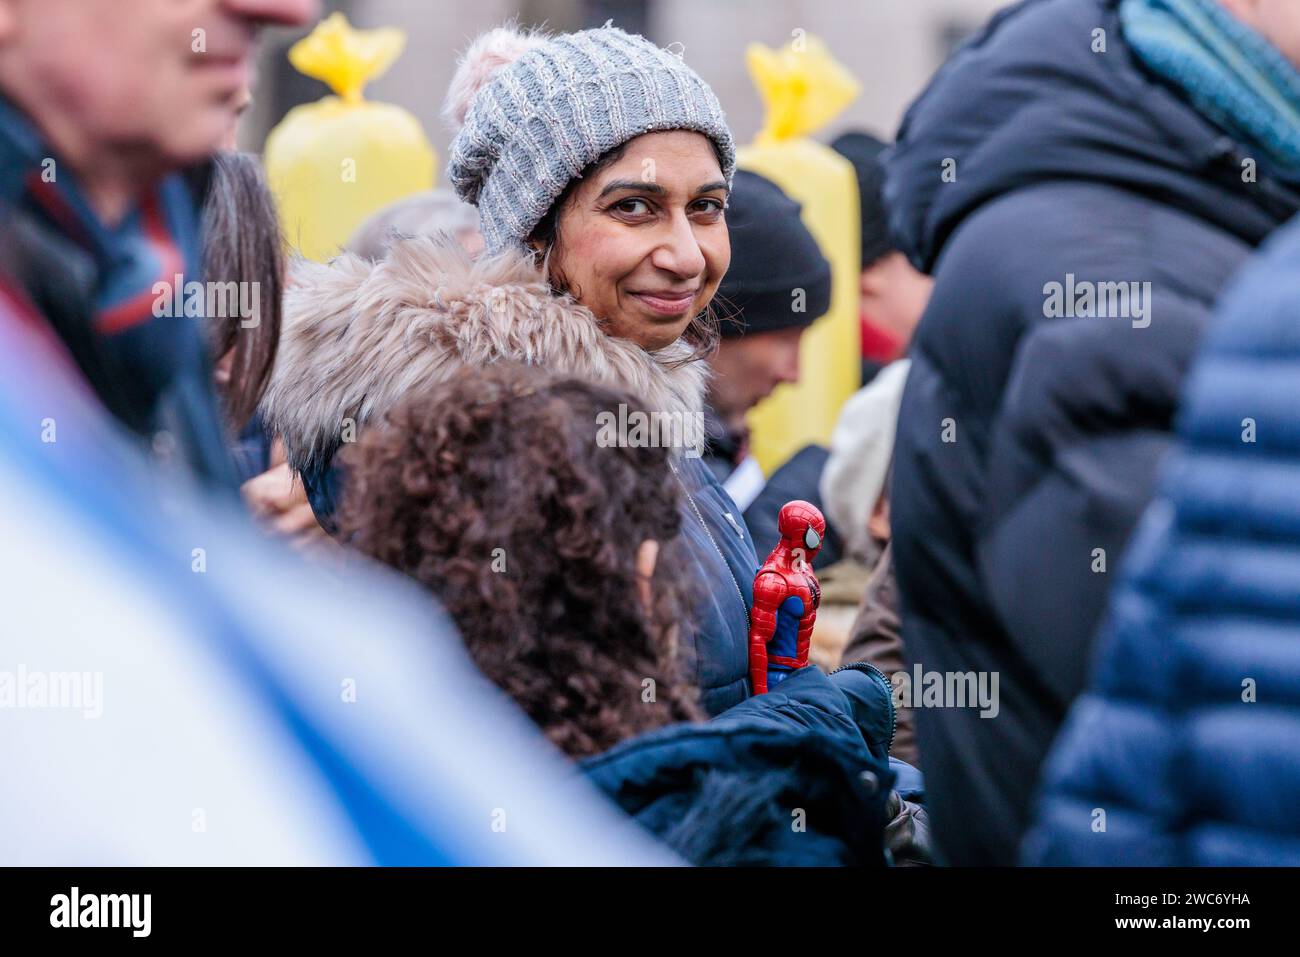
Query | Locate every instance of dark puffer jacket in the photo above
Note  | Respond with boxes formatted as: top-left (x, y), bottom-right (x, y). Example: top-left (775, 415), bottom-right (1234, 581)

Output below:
top-left (1025, 215), bottom-right (1300, 866)
top-left (882, 0), bottom-right (1300, 863)
top-left (583, 664), bottom-right (897, 866)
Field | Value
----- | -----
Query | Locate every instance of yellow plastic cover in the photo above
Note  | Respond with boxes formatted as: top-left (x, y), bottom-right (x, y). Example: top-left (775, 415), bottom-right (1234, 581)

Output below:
top-left (739, 35), bottom-right (862, 474)
top-left (264, 13), bottom-right (437, 261)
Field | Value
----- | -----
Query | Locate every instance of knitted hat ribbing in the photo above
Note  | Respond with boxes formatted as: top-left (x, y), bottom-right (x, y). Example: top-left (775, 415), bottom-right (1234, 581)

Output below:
top-left (444, 24), bottom-right (736, 254)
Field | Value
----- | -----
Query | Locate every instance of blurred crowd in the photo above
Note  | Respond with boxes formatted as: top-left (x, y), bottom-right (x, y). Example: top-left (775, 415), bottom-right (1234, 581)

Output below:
top-left (3, 0), bottom-right (1299, 866)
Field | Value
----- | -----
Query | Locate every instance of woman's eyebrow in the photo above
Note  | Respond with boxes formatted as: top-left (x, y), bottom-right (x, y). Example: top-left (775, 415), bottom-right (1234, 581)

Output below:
top-left (597, 179), bottom-right (668, 198)
top-left (694, 181), bottom-right (730, 196)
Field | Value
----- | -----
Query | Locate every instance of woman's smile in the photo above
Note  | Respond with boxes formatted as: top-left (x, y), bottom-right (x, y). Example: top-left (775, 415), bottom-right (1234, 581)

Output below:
top-left (542, 130), bottom-right (731, 351)
top-left (627, 288), bottom-right (701, 317)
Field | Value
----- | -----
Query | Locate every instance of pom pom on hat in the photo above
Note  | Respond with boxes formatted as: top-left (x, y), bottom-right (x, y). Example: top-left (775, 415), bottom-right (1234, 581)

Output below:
top-left (443, 25), bottom-right (546, 131)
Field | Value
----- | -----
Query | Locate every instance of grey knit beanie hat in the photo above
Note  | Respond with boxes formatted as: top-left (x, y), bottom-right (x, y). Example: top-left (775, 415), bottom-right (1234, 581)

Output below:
top-left (443, 23), bottom-right (736, 254)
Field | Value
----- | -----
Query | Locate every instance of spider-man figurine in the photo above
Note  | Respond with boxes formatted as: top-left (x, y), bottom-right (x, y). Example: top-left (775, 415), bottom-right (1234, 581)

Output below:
top-left (749, 500), bottom-right (826, 695)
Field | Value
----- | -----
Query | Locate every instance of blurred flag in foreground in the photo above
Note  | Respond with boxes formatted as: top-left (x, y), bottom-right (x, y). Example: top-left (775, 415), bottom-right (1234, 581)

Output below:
top-left (0, 278), bottom-right (671, 866)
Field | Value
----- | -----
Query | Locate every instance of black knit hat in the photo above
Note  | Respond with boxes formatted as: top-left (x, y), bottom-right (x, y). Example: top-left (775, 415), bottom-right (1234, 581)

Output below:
top-left (830, 130), bottom-right (895, 268)
top-left (717, 169), bottom-right (832, 340)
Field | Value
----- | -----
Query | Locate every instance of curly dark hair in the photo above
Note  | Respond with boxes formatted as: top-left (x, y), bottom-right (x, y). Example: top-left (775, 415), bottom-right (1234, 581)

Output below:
top-left (338, 363), bottom-right (704, 757)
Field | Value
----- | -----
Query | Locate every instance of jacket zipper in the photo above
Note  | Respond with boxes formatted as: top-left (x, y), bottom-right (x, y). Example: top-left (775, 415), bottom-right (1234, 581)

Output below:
top-left (830, 660), bottom-right (898, 755)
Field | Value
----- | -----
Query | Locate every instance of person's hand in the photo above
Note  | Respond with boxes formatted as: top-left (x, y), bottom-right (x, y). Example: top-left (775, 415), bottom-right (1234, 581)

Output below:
top-left (241, 462), bottom-right (333, 551)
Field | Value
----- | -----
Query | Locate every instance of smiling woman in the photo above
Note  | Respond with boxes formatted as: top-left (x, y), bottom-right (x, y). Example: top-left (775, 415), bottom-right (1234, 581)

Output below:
top-left (528, 130), bottom-right (732, 354)
top-left (263, 22), bottom-right (761, 716)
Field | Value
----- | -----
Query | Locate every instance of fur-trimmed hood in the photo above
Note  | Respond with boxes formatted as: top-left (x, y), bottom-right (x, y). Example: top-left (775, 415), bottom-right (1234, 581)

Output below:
top-left (261, 233), bottom-right (710, 471)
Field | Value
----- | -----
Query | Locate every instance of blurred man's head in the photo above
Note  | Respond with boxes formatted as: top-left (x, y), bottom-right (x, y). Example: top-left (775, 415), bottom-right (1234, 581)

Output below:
top-left (711, 326), bottom-right (805, 434)
top-left (347, 189), bottom-right (483, 262)
top-left (1220, 0), bottom-right (1300, 68)
top-left (860, 249), bottom-right (933, 345)
top-left (711, 170), bottom-right (830, 435)
top-left (0, 0), bottom-right (314, 207)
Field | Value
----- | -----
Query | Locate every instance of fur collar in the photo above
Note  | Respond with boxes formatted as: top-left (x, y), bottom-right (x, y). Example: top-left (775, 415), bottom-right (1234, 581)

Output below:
top-left (260, 233), bottom-right (711, 471)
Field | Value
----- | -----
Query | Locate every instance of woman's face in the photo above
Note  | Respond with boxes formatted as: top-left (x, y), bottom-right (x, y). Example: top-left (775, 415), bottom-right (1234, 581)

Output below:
top-left (547, 130), bottom-right (731, 351)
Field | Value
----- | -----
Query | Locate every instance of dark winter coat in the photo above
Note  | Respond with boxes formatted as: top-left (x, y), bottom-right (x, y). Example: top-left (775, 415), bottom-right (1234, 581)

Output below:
top-left (583, 663), bottom-right (897, 866)
top-left (1025, 214), bottom-right (1300, 866)
top-left (881, 0), bottom-right (1300, 863)
top-left (843, 546), bottom-right (919, 766)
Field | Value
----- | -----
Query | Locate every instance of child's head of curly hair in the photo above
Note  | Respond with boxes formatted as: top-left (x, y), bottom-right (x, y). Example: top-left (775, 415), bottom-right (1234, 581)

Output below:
top-left (338, 362), bottom-right (703, 757)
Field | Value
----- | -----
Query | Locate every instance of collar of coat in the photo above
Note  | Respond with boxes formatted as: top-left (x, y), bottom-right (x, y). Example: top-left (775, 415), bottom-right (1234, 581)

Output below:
top-left (260, 233), bottom-right (711, 472)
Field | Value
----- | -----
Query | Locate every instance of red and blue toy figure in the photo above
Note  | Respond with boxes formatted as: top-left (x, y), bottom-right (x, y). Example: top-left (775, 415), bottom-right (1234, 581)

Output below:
top-left (749, 500), bottom-right (826, 694)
